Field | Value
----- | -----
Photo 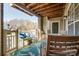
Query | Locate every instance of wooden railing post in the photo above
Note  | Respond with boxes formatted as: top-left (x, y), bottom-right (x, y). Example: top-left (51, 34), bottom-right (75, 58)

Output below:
top-left (16, 29), bottom-right (18, 50)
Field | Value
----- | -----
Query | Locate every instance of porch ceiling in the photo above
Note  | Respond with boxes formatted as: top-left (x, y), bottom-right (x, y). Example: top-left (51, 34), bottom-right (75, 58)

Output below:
top-left (12, 3), bottom-right (66, 18)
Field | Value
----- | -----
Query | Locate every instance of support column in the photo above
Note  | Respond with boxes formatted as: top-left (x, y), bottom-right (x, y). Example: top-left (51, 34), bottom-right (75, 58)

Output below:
top-left (39, 16), bottom-right (48, 34)
top-left (0, 3), bottom-right (4, 56)
top-left (40, 16), bottom-right (44, 31)
top-left (0, 3), bottom-right (1, 56)
top-left (38, 16), bottom-right (49, 56)
top-left (38, 16), bottom-right (43, 41)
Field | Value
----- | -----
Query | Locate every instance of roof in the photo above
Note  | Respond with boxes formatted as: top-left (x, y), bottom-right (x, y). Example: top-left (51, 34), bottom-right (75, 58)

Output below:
top-left (12, 3), bottom-right (66, 18)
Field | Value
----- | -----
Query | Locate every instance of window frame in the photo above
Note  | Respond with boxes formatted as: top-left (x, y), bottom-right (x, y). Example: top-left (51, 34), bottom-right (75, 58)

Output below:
top-left (51, 20), bottom-right (60, 35)
top-left (67, 4), bottom-right (79, 36)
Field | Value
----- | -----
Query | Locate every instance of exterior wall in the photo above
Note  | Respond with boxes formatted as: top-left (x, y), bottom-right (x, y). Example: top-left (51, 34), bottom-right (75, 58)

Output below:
top-left (38, 16), bottom-right (49, 40)
top-left (38, 4), bottom-right (79, 36)
top-left (48, 17), bottom-right (65, 35)
top-left (41, 4), bottom-right (71, 35)
top-left (63, 3), bottom-right (71, 35)
top-left (43, 16), bottom-right (49, 34)
top-left (38, 17), bottom-right (42, 40)
top-left (41, 16), bottom-right (65, 35)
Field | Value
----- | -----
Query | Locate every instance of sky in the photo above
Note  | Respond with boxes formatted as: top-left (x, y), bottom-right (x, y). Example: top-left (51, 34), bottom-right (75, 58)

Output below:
top-left (4, 3), bottom-right (38, 23)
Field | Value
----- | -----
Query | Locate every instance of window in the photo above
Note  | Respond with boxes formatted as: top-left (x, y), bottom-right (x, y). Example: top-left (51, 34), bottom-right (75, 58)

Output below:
top-left (75, 21), bottom-right (79, 36)
top-left (68, 24), bottom-right (74, 36)
top-left (67, 4), bottom-right (79, 36)
top-left (52, 22), bottom-right (59, 34)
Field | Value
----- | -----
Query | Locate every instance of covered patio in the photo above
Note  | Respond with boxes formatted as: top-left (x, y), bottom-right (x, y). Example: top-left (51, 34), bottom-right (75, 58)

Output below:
top-left (0, 3), bottom-right (79, 56)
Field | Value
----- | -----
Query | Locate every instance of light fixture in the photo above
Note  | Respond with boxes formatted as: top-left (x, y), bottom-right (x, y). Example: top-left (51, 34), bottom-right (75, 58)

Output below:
top-left (63, 16), bottom-right (67, 19)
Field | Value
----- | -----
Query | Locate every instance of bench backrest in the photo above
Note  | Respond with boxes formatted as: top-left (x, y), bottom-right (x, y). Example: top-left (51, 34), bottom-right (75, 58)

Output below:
top-left (47, 35), bottom-right (79, 55)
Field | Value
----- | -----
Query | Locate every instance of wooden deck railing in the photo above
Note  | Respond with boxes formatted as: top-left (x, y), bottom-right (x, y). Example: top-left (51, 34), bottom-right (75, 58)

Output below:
top-left (3, 30), bottom-right (18, 55)
top-left (47, 35), bottom-right (79, 56)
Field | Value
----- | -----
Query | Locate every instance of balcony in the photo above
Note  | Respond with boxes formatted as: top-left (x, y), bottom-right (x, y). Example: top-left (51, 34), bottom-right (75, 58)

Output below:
top-left (0, 3), bottom-right (79, 56)
top-left (47, 35), bottom-right (79, 56)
